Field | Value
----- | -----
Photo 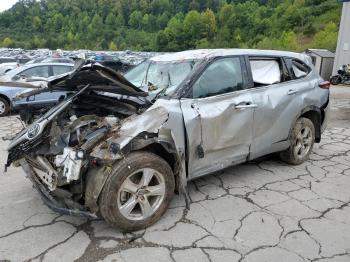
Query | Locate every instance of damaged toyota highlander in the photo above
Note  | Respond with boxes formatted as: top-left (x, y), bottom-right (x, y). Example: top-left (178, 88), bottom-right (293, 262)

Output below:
top-left (5, 49), bottom-right (330, 231)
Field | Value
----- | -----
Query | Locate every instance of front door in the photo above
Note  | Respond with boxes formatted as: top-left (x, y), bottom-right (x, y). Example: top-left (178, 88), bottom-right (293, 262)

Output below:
top-left (180, 57), bottom-right (256, 179)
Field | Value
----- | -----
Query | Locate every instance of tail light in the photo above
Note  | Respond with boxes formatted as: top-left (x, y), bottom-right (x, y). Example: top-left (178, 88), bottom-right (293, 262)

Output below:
top-left (319, 81), bottom-right (331, 89)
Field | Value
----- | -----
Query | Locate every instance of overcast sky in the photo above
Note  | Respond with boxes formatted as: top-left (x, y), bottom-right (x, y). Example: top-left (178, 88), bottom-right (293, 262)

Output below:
top-left (0, 0), bottom-right (18, 12)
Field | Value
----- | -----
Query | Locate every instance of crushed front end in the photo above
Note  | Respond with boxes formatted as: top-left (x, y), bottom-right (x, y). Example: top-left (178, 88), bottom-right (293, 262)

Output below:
top-left (6, 61), bottom-right (152, 217)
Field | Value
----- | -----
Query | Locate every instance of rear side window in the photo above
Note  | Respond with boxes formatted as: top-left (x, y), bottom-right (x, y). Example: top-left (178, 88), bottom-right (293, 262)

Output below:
top-left (0, 58), bottom-right (16, 63)
top-left (192, 57), bottom-right (244, 98)
top-left (249, 57), bottom-right (291, 87)
top-left (19, 66), bottom-right (49, 78)
top-left (286, 58), bottom-right (311, 79)
top-left (52, 65), bottom-right (73, 76)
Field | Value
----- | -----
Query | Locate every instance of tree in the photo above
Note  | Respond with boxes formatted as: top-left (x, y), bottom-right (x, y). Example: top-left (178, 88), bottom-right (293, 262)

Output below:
top-left (0, 0), bottom-right (341, 51)
top-left (32, 16), bottom-right (42, 31)
top-left (201, 9), bottom-right (217, 40)
top-left (312, 22), bottom-right (338, 51)
top-left (2, 37), bottom-right (13, 47)
top-left (129, 10), bottom-right (143, 29)
top-left (105, 12), bottom-right (116, 27)
top-left (108, 41), bottom-right (118, 50)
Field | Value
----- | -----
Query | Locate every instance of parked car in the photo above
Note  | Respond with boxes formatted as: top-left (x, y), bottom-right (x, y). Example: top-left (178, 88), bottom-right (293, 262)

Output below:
top-left (26, 57), bottom-right (75, 64)
top-left (0, 57), bottom-right (19, 75)
top-left (93, 54), bottom-right (135, 73)
top-left (6, 49), bottom-right (330, 231)
top-left (0, 63), bottom-right (74, 117)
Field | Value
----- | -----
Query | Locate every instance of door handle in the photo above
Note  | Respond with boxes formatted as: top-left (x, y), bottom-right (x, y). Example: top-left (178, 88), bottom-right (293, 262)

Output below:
top-left (234, 102), bottom-right (258, 109)
top-left (287, 89), bottom-right (298, 95)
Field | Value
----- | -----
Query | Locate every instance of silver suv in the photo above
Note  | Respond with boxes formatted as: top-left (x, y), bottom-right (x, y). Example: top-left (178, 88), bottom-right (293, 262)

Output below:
top-left (6, 49), bottom-right (330, 231)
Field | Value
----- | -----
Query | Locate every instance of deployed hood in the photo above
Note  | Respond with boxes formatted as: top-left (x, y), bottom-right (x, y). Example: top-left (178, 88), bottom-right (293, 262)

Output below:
top-left (7, 60), bottom-right (148, 100)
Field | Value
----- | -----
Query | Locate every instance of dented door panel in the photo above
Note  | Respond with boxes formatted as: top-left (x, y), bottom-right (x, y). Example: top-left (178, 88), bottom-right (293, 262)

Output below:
top-left (249, 76), bottom-right (319, 160)
top-left (181, 91), bottom-right (254, 179)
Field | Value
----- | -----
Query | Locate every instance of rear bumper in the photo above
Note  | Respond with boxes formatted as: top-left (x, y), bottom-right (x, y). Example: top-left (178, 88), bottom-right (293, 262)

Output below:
top-left (19, 159), bottom-right (97, 219)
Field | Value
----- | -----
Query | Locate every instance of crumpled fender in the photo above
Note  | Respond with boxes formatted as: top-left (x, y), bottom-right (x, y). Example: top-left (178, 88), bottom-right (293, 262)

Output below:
top-left (90, 106), bottom-right (169, 161)
top-left (87, 105), bottom-right (190, 210)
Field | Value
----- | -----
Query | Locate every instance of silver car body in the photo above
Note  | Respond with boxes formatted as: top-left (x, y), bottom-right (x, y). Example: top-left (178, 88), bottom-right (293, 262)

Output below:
top-left (106, 49), bottom-right (330, 181)
top-left (6, 49), bottom-right (330, 217)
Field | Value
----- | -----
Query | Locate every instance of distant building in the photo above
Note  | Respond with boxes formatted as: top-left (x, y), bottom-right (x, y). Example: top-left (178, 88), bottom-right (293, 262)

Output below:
top-left (333, 1), bottom-right (350, 74)
top-left (304, 49), bottom-right (335, 80)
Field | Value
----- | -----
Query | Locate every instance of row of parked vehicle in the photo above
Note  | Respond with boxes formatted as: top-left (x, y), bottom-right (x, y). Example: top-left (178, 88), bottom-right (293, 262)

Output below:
top-left (0, 52), bottom-right (150, 118)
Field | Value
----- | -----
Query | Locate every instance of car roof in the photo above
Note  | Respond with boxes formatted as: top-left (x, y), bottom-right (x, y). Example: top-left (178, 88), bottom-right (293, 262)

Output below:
top-left (150, 49), bottom-right (309, 63)
top-left (18, 62), bottom-right (74, 69)
top-left (4, 62), bottom-right (75, 77)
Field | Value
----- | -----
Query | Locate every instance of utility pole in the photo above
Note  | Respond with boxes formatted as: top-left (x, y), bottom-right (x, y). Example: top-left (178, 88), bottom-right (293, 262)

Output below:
top-left (333, 1), bottom-right (350, 74)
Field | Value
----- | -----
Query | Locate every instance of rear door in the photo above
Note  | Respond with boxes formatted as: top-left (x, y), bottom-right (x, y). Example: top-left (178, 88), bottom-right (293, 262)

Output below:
top-left (247, 56), bottom-right (314, 159)
top-left (180, 56), bottom-right (256, 179)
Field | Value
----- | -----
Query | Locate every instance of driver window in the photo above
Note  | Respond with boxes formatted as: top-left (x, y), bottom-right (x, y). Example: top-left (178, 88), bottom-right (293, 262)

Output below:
top-left (193, 57), bottom-right (243, 99)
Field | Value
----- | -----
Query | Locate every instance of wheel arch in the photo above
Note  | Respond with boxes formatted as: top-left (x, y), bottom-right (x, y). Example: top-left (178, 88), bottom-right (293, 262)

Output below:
top-left (0, 93), bottom-right (12, 115)
top-left (85, 131), bottom-right (184, 213)
top-left (128, 133), bottom-right (183, 193)
top-left (293, 106), bottom-right (322, 143)
top-left (0, 93), bottom-right (11, 105)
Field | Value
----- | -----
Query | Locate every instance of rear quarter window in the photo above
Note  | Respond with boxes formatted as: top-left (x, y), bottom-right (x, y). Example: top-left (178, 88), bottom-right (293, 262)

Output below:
top-left (286, 58), bottom-right (311, 79)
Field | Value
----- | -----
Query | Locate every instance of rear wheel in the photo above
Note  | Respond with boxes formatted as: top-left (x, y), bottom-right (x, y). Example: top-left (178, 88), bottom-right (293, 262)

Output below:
top-left (280, 117), bottom-right (315, 165)
top-left (0, 97), bottom-right (10, 117)
top-left (99, 151), bottom-right (175, 231)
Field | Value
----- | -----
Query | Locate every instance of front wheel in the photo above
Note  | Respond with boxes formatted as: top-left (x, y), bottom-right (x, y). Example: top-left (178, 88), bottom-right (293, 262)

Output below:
top-left (280, 117), bottom-right (315, 165)
top-left (99, 151), bottom-right (175, 231)
top-left (330, 75), bottom-right (341, 85)
top-left (0, 97), bottom-right (10, 117)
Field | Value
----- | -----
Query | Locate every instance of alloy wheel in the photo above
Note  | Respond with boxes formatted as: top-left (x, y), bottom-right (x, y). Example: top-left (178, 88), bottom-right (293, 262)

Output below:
top-left (0, 100), bottom-right (6, 115)
top-left (117, 168), bottom-right (166, 221)
top-left (294, 126), bottom-right (312, 159)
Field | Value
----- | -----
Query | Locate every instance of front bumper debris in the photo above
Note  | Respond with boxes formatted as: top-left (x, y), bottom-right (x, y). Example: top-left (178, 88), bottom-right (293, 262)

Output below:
top-left (20, 159), bottom-right (97, 219)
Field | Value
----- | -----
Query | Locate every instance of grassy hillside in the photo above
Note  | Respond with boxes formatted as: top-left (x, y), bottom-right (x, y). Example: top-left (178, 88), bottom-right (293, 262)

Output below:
top-left (0, 0), bottom-right (342, 52)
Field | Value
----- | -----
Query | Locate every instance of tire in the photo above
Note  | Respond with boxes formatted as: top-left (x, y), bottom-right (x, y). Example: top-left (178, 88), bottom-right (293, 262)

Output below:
top-left (330, 76), bottom-right (341, 85)
top-left (99, 151), bottom-right (175, 231)
top-left (280, 117), bottom-right (315, 165)
top-left (0, 97), bottom-right (10, 117)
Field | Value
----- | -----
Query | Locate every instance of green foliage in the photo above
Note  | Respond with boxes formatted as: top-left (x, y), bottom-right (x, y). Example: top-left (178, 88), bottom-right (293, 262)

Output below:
top-left (0, 0), bottom-right (341, 51)
top-left (311, 22), bottom-right (338, 51)
top-left (2, 37), bottom-right (14, 47)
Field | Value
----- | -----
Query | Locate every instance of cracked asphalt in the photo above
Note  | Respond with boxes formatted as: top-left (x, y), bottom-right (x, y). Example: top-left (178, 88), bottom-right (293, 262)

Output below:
top-left (1, 87), bottom-right (350, 262)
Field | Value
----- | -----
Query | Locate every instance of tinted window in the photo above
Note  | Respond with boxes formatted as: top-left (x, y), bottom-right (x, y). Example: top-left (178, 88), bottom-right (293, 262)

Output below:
top-left (193, 57), bottom-right (243, 98)
top-left (0, 58), bottom-right (16, 63)
top-left (19, 66), bottom-right (49, 78)
top-left (52, 65), bottom-right (73, 76)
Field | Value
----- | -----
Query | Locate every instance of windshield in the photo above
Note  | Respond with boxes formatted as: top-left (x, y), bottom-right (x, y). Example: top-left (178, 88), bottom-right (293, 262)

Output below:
top-left (124, 60), bottom-right (197, 96)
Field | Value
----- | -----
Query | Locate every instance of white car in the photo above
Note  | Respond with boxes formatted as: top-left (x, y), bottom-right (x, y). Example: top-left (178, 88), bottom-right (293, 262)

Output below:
top-left (0, 57), bottom-right (18, 75)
